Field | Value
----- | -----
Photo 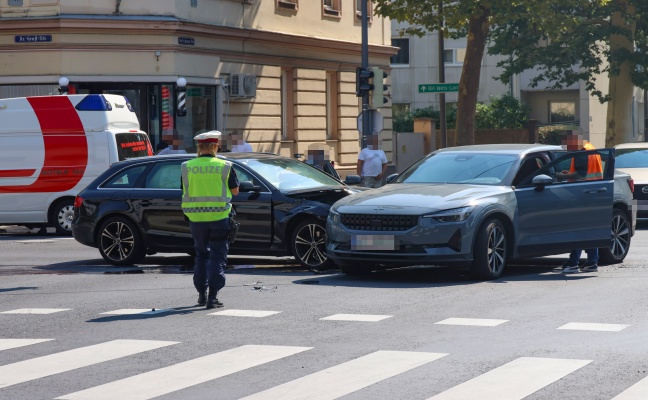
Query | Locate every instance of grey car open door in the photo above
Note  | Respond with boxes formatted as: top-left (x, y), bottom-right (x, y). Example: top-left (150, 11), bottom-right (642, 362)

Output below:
top-left (514, 149), bottom-right (614, 258)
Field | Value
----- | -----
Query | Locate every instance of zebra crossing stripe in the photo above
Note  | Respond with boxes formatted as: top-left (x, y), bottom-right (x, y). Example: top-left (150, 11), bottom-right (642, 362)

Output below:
top-left (0, 339), bottom-right (177, 389)
top-left (557, 322), bottom-right (629, 332)
top-left (207, 309), bottom-right (281, 317)
top-left (611, 375), bottom-right (648, 399)
top-left (241, 350), bottom-right (448, 400)
top-left (0, 338), bottom-right (53, 351)
top-left (0, 308), bottom-right (70, 314)
top-left (428, 357), bottom-right (591, 400)
top-left (100, 309), bottom-right (172, 315)
top-left (435, 318), bottom-right (508, 327)
top-left (320, 314), bottom-right (393, 322)
top-left (56, 345), bottom-right (312, 400)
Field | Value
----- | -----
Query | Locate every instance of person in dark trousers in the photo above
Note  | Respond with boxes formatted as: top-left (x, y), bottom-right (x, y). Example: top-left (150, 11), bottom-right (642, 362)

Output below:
top-left (181, 131), bottom-right (239, 309)
top-left (556, 133), bottom-right (603, 274)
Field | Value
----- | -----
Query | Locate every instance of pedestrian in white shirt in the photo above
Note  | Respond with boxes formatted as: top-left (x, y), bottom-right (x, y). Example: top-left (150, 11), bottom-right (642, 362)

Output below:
top-left (357, 135), bottom-right (388, 188)
top-left (229, 132), bottom-right (253, 153)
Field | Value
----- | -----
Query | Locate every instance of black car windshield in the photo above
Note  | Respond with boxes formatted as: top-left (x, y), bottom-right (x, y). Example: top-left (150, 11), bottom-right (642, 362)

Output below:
top-left (615, 148), bottom-right (648, 168)
top-left (240, 158), bottom-right (342, 191)
top-left (395, 152), bottom-right (517, 185)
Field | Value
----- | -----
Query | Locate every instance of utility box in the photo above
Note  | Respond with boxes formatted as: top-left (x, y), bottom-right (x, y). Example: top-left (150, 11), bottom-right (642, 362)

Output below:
top-left (393, 132), bottom-right (425, 173)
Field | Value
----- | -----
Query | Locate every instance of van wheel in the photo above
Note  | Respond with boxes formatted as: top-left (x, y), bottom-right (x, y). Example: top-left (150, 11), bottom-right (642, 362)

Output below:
top-left (98, 216), bottom-right (146, 266)
top-left (598, 208), bottom-right (631, 265)
top-left (50, 199), bottom-right (74, 235)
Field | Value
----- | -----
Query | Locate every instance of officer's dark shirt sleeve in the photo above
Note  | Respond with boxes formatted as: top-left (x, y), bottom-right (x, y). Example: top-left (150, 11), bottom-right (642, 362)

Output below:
top-left (228, 168), bottom-right (239, 190)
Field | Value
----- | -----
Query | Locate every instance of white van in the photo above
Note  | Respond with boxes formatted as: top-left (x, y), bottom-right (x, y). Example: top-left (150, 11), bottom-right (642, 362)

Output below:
top-left (0, 94), bottom-right (153, 234)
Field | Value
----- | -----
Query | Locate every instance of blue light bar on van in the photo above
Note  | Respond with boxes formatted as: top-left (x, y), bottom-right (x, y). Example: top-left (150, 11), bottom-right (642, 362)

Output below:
top-left (75, 94), bottom-right (113, 111)
top-left (124, 97), bottom-right (134, 112)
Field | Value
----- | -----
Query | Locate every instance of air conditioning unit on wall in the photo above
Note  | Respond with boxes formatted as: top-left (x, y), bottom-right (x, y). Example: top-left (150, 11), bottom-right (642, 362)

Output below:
top-left (228, 74), bottom-right (257, 98)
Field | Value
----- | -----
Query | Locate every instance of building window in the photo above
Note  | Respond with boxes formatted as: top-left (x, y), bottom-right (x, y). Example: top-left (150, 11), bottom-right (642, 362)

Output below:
top-left (276, 0), bottom-right (298, 11)
top-left (323, 0), bottom-right (341, 17)
top-left (355, 0), bottom-right (372, 22)
top-left (281, 68), bottom-right (294, 141)
top-left (443, 48), bottom-right (466, 65)
top-left (391, 38), bottom-right (410, 65)
top-left (326, 72), bottom-right (339, 140)
top-left (549, 101), bottom-right (577, 123)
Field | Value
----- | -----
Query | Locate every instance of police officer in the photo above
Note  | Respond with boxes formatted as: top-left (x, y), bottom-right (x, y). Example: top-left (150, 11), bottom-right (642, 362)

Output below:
top-left (181, 131), bottom-right (239, 309)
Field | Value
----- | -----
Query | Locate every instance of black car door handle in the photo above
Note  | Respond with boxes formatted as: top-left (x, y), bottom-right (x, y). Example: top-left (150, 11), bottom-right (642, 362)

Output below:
top-left (583, 188), bottom-right (607, 194)
top-left (139, 200), bottom-right (152, 206)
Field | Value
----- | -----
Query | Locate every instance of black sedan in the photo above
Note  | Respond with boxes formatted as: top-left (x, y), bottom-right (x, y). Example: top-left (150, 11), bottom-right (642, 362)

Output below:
top-left (72, 153), bottom-right (362, 269)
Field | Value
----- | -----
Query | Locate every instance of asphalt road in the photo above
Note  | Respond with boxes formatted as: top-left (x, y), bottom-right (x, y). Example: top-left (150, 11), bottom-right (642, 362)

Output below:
top-left (1, 224), bottom-right (648, 399)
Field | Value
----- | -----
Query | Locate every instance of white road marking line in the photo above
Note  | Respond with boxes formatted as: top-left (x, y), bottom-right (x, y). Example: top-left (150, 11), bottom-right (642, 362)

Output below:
top-left (0, 308), bottom-right (71, 314)
top-left (0, 339), bottom-right (177, 389)
top-left (435, 318), bottom-right (508, 327)
top-left (320, 313), bottom-right (393, 322)
top-left (557, 322), bottom-right (629, 332)
top-left (15, 240), bottom-right (56, 244)
top-left (207, 309), bottom-right (281, 317)
top-left (428, 357), bottom-right (591, 400)
top-left (611, 375), bottom-right (648, 399)
top-left (56, 344), bottom-right (312, 400)
top-left (241, 350), bottom-right (447, 400)
top-left (0, 339), bottom-right (53, 351)
top-left (100, 309), bottom-right (172, 315)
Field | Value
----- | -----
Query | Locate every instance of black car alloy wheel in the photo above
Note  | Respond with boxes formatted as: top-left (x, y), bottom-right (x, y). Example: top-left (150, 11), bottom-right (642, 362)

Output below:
top-left (291, 219), bottom-right (333, 270)
top-left (98, 216), bottom-right (146, 266)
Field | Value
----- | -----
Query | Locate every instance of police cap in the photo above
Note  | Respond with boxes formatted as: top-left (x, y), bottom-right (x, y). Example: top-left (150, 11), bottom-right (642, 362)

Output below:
top-left (194, 131), bottom-right (222, 143)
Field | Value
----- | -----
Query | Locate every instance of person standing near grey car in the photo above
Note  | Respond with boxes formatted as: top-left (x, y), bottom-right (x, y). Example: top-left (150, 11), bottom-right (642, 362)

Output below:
top-left (357, 135), bottom-right (388, 188)
top-left (181, 131), bottom-right (239, 309)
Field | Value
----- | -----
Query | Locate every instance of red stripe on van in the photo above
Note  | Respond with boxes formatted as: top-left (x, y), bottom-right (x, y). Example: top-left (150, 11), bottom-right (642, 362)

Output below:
top-left (0, 96), bottom-right (88, 193)
top-left (0, 169), bottom-right (36, 178)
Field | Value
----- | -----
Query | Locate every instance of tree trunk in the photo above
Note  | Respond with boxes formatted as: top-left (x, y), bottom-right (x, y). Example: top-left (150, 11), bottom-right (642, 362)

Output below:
top-left (605, 3), bottom-right (636, 147)
top-left (454, 8), bottom-right (491, 146)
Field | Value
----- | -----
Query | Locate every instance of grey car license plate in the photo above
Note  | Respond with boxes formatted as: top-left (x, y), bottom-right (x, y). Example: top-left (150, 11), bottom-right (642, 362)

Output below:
top-left (351, 235), bottom-right (398, 251)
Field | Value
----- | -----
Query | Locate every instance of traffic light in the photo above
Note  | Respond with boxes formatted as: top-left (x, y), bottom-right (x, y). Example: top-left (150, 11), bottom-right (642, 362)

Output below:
top-left (356, 67), bottom-right (374, 97)
top-left (370, 66), bottom-right (390, 108)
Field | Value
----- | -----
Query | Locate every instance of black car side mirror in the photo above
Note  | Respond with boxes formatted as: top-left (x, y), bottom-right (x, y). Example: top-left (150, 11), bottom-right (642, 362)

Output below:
top-left (385, 173), bottom-right (399, 184)
top-left (532, 174), bottom-right (553, 192)
top-left (239, 181), bottom-right (262, 192)
top-left (344, 175), bottom-right (361, 185)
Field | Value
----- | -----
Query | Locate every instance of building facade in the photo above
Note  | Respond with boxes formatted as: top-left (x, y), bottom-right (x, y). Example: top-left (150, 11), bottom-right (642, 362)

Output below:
top-left (390, 22), bottom-right (647, 147)
top-left (0, 0), bottom-right (395, 172)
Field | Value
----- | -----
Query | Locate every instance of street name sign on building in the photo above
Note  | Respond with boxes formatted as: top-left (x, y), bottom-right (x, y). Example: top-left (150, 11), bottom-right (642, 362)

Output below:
top-left (15, 35), bottom-right (52, 43)
top-left (418, 83), bottom-right (459, 93)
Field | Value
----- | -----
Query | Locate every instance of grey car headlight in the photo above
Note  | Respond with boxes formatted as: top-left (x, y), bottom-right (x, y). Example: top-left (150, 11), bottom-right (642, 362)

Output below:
top-left (328, 209), bottom-right (340, 224)
top-left (423, 206), bottom-right (474, 223)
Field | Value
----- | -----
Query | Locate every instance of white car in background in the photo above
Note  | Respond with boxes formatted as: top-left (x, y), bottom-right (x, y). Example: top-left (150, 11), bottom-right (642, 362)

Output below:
top-left (615, 142), bottom-right (648, 220)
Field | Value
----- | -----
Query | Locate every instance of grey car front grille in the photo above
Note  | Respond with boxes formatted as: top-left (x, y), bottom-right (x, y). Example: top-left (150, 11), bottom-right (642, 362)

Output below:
top-left (340, 214), bottom-right (418, 231)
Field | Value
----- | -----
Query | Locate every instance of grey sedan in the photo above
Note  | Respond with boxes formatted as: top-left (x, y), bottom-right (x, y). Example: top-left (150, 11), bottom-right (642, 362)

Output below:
top-left (326, 144), bottom-right (635, 279)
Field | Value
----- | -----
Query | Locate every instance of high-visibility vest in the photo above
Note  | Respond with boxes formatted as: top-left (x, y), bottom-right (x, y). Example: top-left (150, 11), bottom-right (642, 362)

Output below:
top-left (181, 157), bottom-right (233, 222)
top-left (570, 141), bottom-right (603, 180)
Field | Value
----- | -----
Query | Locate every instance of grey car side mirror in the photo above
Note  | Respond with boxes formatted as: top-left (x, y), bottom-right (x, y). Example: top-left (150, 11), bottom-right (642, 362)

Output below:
top-left (532, 174), bottom-right (553, 191)
top-left (385, 173), bottom-right (399, 184)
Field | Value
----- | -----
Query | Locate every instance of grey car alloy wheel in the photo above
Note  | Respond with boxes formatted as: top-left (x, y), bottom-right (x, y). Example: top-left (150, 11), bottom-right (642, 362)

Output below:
top-left (471, 218), bottom-right (507, 280)
top-left (599, 209), bottom-right (631, 265)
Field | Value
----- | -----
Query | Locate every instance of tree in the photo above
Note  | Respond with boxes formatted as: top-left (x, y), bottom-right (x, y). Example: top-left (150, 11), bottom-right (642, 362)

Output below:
top-left (490, 0), bottom-right (648, 146)
top-left (373, 0), bottom-right (563, 146)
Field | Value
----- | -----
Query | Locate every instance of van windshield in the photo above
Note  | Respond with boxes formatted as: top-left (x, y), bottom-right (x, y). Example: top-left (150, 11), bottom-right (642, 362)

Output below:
top-left (116, 132), bottom-right (152, 160)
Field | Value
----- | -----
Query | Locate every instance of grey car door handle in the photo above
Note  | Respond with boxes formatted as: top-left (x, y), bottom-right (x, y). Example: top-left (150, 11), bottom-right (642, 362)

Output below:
top-left (584, 188), bottom-right (607, 194)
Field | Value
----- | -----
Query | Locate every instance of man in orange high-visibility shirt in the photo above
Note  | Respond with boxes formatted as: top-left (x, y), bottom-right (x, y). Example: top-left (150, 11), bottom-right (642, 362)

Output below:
top-left (556, 133), bottom-right (603, 274)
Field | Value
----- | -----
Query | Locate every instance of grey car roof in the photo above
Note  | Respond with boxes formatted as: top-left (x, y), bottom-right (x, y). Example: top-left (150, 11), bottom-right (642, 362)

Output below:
top-left (434, 143), bottom-right (563, 155)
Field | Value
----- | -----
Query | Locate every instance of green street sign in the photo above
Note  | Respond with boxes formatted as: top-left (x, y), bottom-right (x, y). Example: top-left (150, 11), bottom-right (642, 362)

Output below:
top-left (418, 83), bottom-right (459, 93)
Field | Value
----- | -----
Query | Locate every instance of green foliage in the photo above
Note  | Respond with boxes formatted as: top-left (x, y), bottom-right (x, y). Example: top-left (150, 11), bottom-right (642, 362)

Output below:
top-left (538, 125), bottom-right (580, 145)
top-left (474, 95), bottom-right (531, 129)
top-left (394, 95), bottom-right (528, 132)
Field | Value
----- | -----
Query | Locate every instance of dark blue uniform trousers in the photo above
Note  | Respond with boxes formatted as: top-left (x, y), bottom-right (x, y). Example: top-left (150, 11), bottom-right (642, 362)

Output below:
top-left (190, 217), bottom-right (230, 298)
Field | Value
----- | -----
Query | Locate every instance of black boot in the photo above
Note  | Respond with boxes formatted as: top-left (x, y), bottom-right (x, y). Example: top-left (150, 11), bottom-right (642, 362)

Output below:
top-left (206, 297), bottom-right (224, 309)
top-left (197, 290), bottom-right (207, 306)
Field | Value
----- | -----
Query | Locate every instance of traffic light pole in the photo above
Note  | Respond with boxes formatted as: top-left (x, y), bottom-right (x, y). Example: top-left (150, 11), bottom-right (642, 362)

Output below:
top-left (361, 0), bottom-right (370, 149)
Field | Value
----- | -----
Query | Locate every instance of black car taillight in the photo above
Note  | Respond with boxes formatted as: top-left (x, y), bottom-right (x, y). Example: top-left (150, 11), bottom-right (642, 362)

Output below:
top-left (74, 195), bottom-right (84, 208)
